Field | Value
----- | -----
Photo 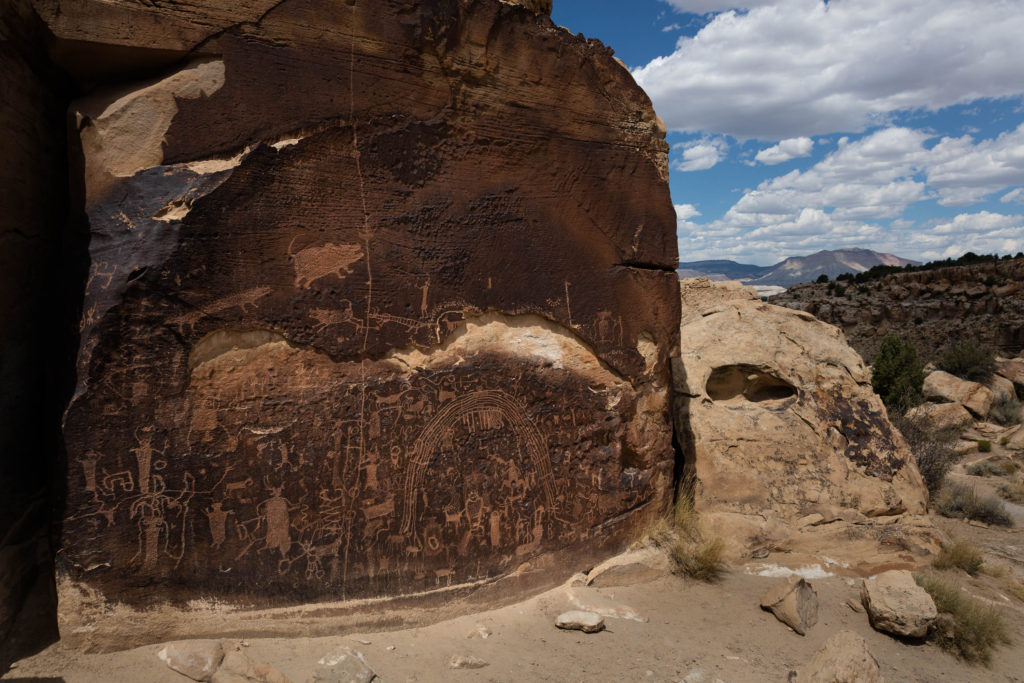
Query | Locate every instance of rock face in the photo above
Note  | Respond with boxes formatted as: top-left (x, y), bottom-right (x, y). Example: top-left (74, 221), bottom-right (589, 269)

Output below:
top-left (770, 257), bottom-right (1024, 363)
top-left (904, 402), bottom-right (974, 432)
top-left (675, 280), bottom-right (935, 571)
top-left (861, 570), bottom-right (937, 638)
top-left (996, 357), bottom-right (1024, 396)
top-left (922, 371), bottom-right (994, 419)
top-left (46, 0), bottom-right (678, 649)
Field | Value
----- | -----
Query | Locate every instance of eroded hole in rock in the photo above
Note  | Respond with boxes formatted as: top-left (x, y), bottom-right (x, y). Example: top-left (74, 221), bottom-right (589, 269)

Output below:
top-left (706, 365), bottom-right (796, 403)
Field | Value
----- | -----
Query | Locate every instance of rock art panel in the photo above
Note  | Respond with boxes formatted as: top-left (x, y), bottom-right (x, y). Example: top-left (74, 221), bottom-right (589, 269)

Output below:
top-left (674, 279), bottom-right (936, 574)
top-left (55, 0), bottom-right (678, 648)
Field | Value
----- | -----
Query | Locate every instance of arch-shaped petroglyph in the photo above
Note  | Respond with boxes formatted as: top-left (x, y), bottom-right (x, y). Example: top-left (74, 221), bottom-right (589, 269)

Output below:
top-left (400, 390), bottom-right (555, 534)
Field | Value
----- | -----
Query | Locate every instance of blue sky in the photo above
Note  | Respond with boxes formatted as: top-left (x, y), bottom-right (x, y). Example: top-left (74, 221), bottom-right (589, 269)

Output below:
top-left (551, 0), bottom-right (1024, 266)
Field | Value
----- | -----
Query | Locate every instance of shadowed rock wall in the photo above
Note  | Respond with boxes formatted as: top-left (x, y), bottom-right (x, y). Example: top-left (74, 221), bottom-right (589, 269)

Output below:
top-left (0, 0), bottom-right (76, 650)
top-left (42, 0), bottom-right (679, 648)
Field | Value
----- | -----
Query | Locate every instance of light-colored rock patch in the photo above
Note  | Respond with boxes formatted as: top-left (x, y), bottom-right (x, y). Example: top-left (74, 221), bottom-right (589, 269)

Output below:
top-left (923, 370), bottom-right (994, 418)
top-left (157, 640), bottom-right (225, 681)
top-left (555, 610), bottom-right (605, 633)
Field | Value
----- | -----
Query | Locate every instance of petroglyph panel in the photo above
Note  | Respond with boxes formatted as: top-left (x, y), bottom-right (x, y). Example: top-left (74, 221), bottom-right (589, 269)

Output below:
top-left (64, 336), bottom-right (651, 602)
top-left (57, 0), bottom-right (679, 646)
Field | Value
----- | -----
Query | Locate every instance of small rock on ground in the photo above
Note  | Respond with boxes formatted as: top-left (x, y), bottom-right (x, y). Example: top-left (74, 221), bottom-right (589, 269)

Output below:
top-left (448, 654), bottom-right (488, 669)
top-left (760, 576), bottom-right (819, 636)
top-left (555, 610), bottom-right (606, 633)
top-left (157, 640), bottom-right (225, 682)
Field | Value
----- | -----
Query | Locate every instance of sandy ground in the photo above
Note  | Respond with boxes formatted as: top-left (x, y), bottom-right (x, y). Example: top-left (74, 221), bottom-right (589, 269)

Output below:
top-left (3, 510), bottom-right (1024, 683)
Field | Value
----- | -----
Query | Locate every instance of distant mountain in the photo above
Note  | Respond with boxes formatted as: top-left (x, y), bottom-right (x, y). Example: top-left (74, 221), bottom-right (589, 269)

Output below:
top-left (678, 249), bottom-right (920, 288)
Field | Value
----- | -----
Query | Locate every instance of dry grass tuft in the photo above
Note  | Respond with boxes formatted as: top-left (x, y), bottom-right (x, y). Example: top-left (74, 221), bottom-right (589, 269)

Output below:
top-left (936, 481), bottom-right (1014, 527)
top-left (647, 479), bottom-right (726, 582)
top-left (997, 478), bottom-right (1024, 505)
top-left (1004, 581), bottom-right (1024, 603)
top-left (915, 573), bottom-right (1011, 665)
top-left (933, 539), bottom-right (984, 576)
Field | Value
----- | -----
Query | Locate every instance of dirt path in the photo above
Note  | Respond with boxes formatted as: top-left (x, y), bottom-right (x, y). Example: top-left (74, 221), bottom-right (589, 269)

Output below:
top-left (6, 527), bottom-right (1024, 683)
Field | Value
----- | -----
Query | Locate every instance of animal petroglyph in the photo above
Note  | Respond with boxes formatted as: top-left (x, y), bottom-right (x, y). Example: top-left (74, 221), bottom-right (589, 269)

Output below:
top-left (288, 237), bottom-right (364, 289)
top-left (167, 286), bottom-right (272, 332)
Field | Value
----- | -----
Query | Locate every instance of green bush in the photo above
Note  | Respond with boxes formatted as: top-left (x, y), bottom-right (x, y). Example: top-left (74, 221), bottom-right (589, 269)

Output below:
top-left (833, 284), bottom-right (846, 296)
top-left (815, 273), bottom-right (829, 283)
top-left (977, 440), bottom-right (992, 453)
top-left (872, 335), bottom-right (925, 408)
top-left (935, 340), bottom-right (996, 382)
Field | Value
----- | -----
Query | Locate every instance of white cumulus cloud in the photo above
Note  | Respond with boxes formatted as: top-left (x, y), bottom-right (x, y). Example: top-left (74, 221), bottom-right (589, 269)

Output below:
top-left (755, 137), bottom-right (815, 165)
top-left (635, 0), bottom-right (1024, 140)
top-left (1002, 188), bottom-right (1024, 204)
top-left (674, 203), bottom-right (702, 220)
top-left (674, 137), bottom-right (730, 171)
top-left (659, 0), bottom-right (776, 12)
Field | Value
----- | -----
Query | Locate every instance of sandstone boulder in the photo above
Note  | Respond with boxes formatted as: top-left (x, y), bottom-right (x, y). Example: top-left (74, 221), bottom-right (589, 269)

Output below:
top-left (905, 402), bottom-right (973, 432)
top-left (790, 630), bottom-right (883, 683)
top-left (211, 651), bottom-right (291, 683)
top-left (860, 570), bottom-right (936, 638)
top-left (675, 281), bottom-right (933, 571)
top-left (996, 358), bottom-right (1024, 396)
top-left (157, 640), bottom-right (225, 681)
top-left (987, 374), bottom-right (1017, 403)
top-left (923, 371), bottom-right (994, 418)
top-left (308, 647), bottom-right (375, 683)
top-left (760, 576), bottom-right (818, 636)
top-left (50, 0), bottom-right (679, 650)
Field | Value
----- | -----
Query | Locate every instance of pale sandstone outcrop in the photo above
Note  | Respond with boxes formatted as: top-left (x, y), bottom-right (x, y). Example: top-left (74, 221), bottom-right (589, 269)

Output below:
top-left (996, 357), bottom-right (1024, 396)
top-left (922, 370), bottom-right (994, 419)
top-left (905, 402), bottom-right (974, 432)
top-left (987, 374), bottom-right (1017, 403)
top-left (675, 280), bottom-right (936, 573)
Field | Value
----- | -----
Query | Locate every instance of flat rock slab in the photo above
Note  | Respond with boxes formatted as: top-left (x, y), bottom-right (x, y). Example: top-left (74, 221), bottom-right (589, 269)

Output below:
top-left (760, 576), bottom-right (818, 636)
top-left (565, 587), bottom-right (648, 622)
top-left (555, 610), bottom-right (605, 633)
top-left (211, 651), bottom-right (291, 683)
top-left (861, 570), bottom-right (937, 638)
top-left (157, 640), bottom-right (224, 681)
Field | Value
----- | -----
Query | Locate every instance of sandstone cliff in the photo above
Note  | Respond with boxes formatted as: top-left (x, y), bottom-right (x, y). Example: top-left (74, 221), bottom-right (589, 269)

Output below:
top-left (25, 0), bottom-right (680, 649)
top-left (771, 257), bottom-right (1024, 362)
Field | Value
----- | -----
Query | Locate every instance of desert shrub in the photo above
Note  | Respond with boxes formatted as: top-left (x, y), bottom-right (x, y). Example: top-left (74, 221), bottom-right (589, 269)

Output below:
top-left (966, 459), bottom-right (1015, 476)
top-left (935, 340), bottom-right (996, 382)
top-left (872, 335), bottom-right (925, 409)
top-left (990, 394), bottom-right (1023, 426)
top-left (833, 284), bottom-right (846, 296)
top-left (997, 479), bottom-right (1024, 505)
top-left (916, 573), bottom-right (1011, 664)
top-left (933, 539), bottom-right (984, 575)
top-left (977, 440), bottom-right (993, 453)
top-left (816, 273), bottom-right (829, 283)
top-left (1005, 581), bottom-right (1024, 603)
top-left (649, 479), bottom-right (725, 582)
top-left (893, 411), bottom-right (961, 494)
top-left (936, 481), bottom-right (1014, 527)
top-left (670, 536), bottom-right (725, 582)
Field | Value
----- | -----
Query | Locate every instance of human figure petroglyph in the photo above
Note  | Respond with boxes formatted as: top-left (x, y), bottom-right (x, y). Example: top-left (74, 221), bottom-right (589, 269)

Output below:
top-left (205, 502), bottom-right (233, 548)
top-left (288, 236), bottom-right (364, 289)
top-left (260, 483), bottom-right (292, 558)
top-left (131, 427), bottom-right (166, 495)
top-left (88, 261), bottom-right (117, 290)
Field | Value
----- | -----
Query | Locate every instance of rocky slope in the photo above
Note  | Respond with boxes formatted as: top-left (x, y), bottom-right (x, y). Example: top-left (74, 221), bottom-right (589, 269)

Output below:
top-left (9, 0), bottom-right (679, 650)
top-left (770, 257), bottom-right (1024, 362)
